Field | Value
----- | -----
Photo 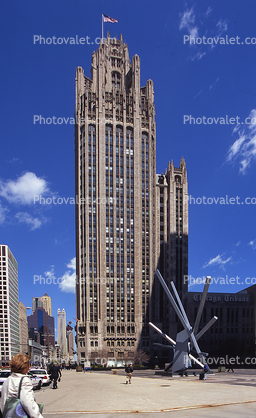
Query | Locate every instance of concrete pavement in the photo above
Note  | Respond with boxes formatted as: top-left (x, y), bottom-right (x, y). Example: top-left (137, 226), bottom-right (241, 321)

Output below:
top-left (34, 369), bottom-right (256, 417)
top-left (41, 404), bottom-right (256, 418)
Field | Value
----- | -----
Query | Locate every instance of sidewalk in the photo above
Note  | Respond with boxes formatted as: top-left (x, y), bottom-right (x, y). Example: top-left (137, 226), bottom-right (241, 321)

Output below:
top-left (35, 369), bottom-right (256, 415)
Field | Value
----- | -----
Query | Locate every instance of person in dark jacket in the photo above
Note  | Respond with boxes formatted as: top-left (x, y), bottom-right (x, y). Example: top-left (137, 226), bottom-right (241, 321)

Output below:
top-left (125, 363), bottom-right (133, 384)
top-left (51, 364), bottom-right (62, 389)
top-left (203, 362), bottom-right (209, 380)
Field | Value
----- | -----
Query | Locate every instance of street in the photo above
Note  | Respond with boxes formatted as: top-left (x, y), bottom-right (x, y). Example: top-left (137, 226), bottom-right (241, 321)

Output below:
top-left (33, 368), bottom-right (256, 417)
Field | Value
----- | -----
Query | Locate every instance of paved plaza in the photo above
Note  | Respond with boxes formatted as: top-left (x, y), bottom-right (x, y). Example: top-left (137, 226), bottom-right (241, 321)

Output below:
top-left (33, 368), bottom-right (256, 417)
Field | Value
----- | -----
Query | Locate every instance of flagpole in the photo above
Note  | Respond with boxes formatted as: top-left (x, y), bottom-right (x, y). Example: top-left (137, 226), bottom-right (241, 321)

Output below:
top-left (102, 14), bottom-right (104, 41)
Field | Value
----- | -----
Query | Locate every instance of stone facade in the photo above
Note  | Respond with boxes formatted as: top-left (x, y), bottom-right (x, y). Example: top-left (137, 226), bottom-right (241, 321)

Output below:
top-left (32, 293), bottom-right (52, 316)
top-left (75, 34), bottom-right (188, 363)
top-left (151, 159), bottom-right (188, 361)
top-left (19, 302), bottom-right (28, 355)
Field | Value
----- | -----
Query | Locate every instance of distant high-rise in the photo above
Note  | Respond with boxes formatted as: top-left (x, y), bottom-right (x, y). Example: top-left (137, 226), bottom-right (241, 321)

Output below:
top-left (27, 307), bottom-right (55, 348)
top-left (75, 34), bottom-right (188, 363)
top-left (66, 323), bottom-right (74, 358)
top-left (57, 308), bottom-right (68, 359)
top-left (0, 245), bottom-right (19, 364)
top-left (32, 293), bottom-right (51, 316)
top-left (19, 302), bottom-right (28, 355)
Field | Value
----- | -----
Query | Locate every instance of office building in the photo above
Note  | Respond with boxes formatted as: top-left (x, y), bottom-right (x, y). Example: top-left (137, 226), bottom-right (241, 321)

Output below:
top-left (66, 323), bottom-right (74, 358)
top-left (32, 293), bottom-right (52, 316)
top-left (0, 245), bottom-right (20, 364)
top-left (27, 307), bottom-right (55, 348)
top-left (75, 34), bottom-right (188, 363)
top-left (57, 308), bottom-right (68, 359)
top-left (19, 302), bottom-right (28, 355)
top-left (187, 287), bottom-right (255, 358)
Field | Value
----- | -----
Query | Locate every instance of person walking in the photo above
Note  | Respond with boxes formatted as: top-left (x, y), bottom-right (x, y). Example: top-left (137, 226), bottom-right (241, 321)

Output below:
top-left (1, 353), bottom-right (44, 418)
top-left (203, 362), bottom-right (210, 380)
top-left (125, 363), bottom-right (133, 384)
top-left (226, 360), bottom-right (234, 372)
top-left (51, 363), bottom-right (62, 389)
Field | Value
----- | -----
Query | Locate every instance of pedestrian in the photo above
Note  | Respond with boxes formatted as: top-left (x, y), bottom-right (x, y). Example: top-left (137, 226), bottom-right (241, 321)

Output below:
top-left (51, 363), bottom-right (62, 389)
top-left (48, 362), bottom-right (53, 382)
top-left (203, 362), bottom-right (209, 380)
top-left (125, 363), bottom-right (133, 384)
top-left (226, 362), bottom-right (234, 372)
top-left (1, 353), bottom-right (44, 417)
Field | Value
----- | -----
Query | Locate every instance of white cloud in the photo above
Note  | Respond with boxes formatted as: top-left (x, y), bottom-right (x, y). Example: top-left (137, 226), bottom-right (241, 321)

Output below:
top-left (179, 7), bottom-right (228, 60)
top-left (179, 7), bottom-right (198, 38)
top-left (203, 254), bottom-right (232, 270)
top-left (249, 240), bottom-right (256, 250)
top-left (0, 204), bottom-right (8, 225)
top-left (67, 257), bottom-right (76, 270)
top-left (15, 212), bottom-right (44, 230)
top-left (7, 157), bottom-right (21, 165)
top-left (205, 6), bottom-right (213, 17)
top-left (39, 258), bottom-right (76, 294)
top-left (227, 109), bottom-right (256, 174)
top-left (58, 257), bottom-right (76, 293)
top-left (44, 267), bottom-right (55, 281)
top-left (191, 51), bottom-right (206, 61)
top-left (179, 7), bottom-right (195, 29)
top-left (216, 19), bottom-right (228, 35)
top-left (0, 172), bottom-right (49, 204)
top-left (209, 77), bottom-right (220, 90)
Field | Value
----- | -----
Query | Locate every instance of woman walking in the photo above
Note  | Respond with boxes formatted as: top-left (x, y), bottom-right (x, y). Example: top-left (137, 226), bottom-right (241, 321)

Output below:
top-left (1, 353), bottom-right (44, 418)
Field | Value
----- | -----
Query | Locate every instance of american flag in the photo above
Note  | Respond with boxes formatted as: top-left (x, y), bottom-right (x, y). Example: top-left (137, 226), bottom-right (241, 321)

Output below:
top-left (103, 14), bottom-right (118, 23)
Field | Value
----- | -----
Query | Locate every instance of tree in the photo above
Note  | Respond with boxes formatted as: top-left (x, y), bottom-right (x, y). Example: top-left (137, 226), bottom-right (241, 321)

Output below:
top-left (133, 349), bottom-right (150, 366)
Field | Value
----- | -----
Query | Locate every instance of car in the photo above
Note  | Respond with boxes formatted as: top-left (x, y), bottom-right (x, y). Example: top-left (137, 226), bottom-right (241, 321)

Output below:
top-left (0, 370), bottom-right (11, 394)
top-left (0, 369), bottom-right (42, 394)
top-left (29, 369), bottom-right (51, 385)
top-left (26, 371), bottom-right (42, 390)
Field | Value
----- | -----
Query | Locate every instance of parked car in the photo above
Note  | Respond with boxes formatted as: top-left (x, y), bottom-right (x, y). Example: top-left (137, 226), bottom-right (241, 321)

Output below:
top-left (29, 369), bottom-right (51, 385)
top-left (27, 371), bottom-right (42, 390)
top-left (0, 369), bottom-right (42, 394)
top-left (0, 370), bottom-right (11, 394)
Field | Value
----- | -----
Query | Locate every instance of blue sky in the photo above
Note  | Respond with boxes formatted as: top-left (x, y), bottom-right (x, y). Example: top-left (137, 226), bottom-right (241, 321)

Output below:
top-left (1, 0), bottom-right (256, 341)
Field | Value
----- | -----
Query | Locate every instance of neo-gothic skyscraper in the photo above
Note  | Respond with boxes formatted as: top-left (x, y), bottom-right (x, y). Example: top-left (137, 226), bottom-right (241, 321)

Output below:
top-left (75, 34), bottom-right (188, 364)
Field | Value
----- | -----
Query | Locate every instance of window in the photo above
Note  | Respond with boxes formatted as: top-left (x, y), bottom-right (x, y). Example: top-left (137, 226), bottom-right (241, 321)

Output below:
top-left (112, 72), bottom-right (121, 89)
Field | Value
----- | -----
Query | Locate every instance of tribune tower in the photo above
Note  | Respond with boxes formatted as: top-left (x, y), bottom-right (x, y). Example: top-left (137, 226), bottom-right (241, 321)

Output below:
top-left (75, 34), bottom-right (188, 364)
